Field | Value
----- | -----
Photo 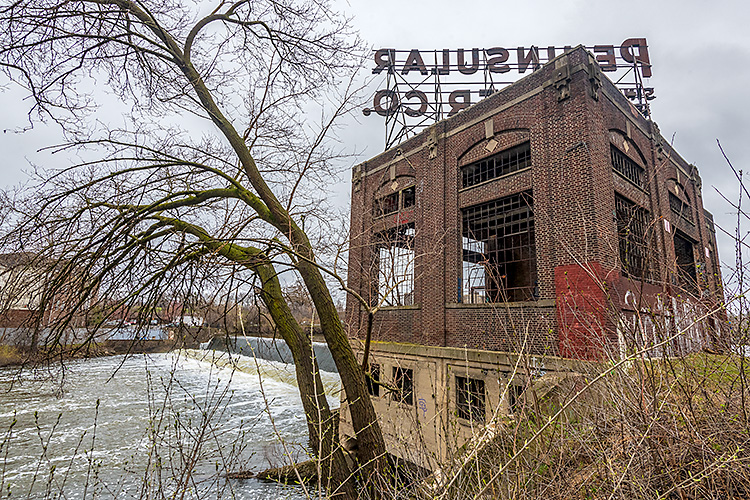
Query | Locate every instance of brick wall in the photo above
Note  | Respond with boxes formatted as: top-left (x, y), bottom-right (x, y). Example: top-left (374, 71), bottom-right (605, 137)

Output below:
top-left (345, 46), bottom-right (725, 358)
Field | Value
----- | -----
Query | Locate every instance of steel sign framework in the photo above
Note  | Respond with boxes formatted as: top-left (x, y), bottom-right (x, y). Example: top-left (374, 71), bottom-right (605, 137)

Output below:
top-left (363, 39), bottom-right (654, 149)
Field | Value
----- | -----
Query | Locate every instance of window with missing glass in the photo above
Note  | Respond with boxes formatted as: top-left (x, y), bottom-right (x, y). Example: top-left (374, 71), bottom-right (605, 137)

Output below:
top-left (611, 145), bottom-right (645, 189)
top-left (461, 192), bottom-right (537, 303)
top-left (615, 194), bottom-right (652, 281)
top-left (461, 142), bottom-right (531, 188)
top-left (508, 384), bottom-right (526, 414)
top-left (375, 224), bottom-right (415, 306)
top-left (402, 186), bottom-right (415, 208)
top-left (367, 364), bottom-right (380, 397)
top-left (674, 231), bottom-right (698, 294)
top-left (392, 367), bottom-right (413, 405)
top-left (374, 192), bottom-right (398, 217)
top-left (669, 192), bottom-right (694, 224)
top-left (456, 376), bottom-right (485, 422)
top-left (373, 185), bottom-right (416, 217)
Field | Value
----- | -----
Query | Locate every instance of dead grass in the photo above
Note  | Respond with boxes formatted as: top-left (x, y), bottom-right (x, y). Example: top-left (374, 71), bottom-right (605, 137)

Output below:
top-left (438, 352), bottom-right (750, 500)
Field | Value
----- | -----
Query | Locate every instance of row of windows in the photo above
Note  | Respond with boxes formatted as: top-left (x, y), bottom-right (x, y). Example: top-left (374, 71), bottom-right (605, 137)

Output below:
top-left (616, 192), bottom-right (700, 293)
top-left (376, 194), bottom-right (701, 307)
top-left (373, 185), bottom-right (415, 218)
top-left (457, 142), bottom-right (646, 194)
top-left (374, 143), bottom-right (700, 306)
top-left (367, 365), bottom-right (525, 422)
top-left (375, 192), bottom-right (538, 307)
top-left (461, 141), bottom-right (531, 188)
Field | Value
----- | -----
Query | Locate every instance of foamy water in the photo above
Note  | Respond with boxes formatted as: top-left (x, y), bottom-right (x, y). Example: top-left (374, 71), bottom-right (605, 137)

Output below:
top-left (0, 351), bottom-right (341, 499)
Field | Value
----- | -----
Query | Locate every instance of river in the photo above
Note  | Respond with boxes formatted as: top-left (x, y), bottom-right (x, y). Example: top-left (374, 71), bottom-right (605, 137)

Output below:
top-left (0, 350), bottom-right (341, 499)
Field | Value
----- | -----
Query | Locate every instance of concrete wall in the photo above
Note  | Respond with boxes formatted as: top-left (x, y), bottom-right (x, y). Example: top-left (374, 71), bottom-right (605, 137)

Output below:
top-left (338, 341), bottom-right (583, 470)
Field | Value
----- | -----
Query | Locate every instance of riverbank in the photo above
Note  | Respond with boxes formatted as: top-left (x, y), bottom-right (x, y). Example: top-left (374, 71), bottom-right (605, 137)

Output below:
top-left (0, 339), bottom-right (179, 367)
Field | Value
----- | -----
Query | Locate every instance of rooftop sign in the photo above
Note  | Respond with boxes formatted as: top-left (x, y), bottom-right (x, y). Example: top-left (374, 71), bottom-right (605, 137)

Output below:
top-left (364, 38), bottom-right (653, 148)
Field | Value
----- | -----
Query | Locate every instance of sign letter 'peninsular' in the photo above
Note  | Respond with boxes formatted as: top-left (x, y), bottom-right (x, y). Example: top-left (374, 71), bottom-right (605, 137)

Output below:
top-left (368, 39), bottom-right (652, 118)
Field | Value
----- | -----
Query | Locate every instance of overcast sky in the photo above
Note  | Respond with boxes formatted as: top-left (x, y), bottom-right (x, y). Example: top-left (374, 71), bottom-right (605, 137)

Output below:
top-left (341, 0), bottom-right (750, 279)
top-left (1, 0), bottom-right (749, 276)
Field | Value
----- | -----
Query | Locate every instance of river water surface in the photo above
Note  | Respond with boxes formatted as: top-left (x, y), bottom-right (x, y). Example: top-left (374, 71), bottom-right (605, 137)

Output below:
top-left (0, 351), bottom-right (340, 499)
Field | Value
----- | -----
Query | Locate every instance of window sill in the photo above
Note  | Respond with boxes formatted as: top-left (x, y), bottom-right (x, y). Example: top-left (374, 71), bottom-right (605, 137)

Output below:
top-left (613, 170), bottom-right (649, 194)
top-left (670, 213), bottom-right (695, 227)
top-left (446, 299), bottom-right (555, 309)
top-left (456, 415), bottom-right (485, 427)
top-left (377, 304), bottom-right (421, 311)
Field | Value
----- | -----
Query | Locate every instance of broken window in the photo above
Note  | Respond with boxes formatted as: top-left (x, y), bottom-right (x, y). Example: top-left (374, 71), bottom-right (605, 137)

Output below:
top-left (462, 236), bottom-right (487, 304)
top-left (456, 376), bottom-right (485, 422)
top-left (508, 384), bottom-right (526, 414)
top-left (374, 192), bottom-right (399, 217)
top-left (611, 145), bottom-right (645, 189)
top-left (392, 366), bottom-right (414, 405)
top-left (674, 231), bottom-right (698, 294)
top-left (669, 192), bottom-right (694, 224)
top-left (402, 185), bottom-right (415, 208)
top-left (367, 363), bottom-right (380, 397)
top-left (461, 192), bottom-right (536, 303)
top-left (615, 194), bottom-right (652, 281)
top-left (373, 185), bottom-right (416, 217)
top-left (462, 141), bottom-right (531, 188)
top-left (375, 224), bottom-right (415, 306)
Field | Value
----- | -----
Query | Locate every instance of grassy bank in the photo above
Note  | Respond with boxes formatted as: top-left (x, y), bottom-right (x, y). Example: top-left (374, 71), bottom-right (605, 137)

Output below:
top-left (436, 352), bottom-right (750, 500)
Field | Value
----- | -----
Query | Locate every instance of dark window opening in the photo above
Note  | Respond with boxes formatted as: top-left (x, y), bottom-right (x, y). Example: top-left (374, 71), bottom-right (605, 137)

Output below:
top-left (674, 232), bottom-right (698, 294)
top-left (402, 186), bottom-right (415, 208)
top-left (462, 142), bottom-right (531, 188)
top-left (375, 192), bottom-right (399, 217)
top-left (367, 364), bottom-right (380, 397)
top-left (375, 224), bottom-right (415, 306)
top-left (373, 185), bottom-right (416, 218)
top-left (669, 192), bottom-right (694, 224)
top-left (461, 192), bottom-right (536, 303)
top-left (615, 194), bottom-right (652, 281)
top-left (508, 384), bottom-right (526, 414)
top-left (456, 376), bottom-right (485, 422)
top-left (611, 145), bottom-right (645, 189)
top-left (392, 367), bottom-right (413, 405)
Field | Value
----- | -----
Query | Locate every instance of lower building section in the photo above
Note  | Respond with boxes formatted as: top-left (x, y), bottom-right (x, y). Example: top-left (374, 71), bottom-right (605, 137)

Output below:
top-left (338, 341), bottom-right (581, 471)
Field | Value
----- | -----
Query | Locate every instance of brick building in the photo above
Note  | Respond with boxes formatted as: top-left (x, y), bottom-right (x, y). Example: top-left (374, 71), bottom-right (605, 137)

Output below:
top-left (340, 46), bottom-right (724, 467)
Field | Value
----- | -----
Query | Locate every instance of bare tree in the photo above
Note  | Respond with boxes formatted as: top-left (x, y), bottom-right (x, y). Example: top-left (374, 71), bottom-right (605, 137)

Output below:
top-left (0, 0), bottom-right (387, 495)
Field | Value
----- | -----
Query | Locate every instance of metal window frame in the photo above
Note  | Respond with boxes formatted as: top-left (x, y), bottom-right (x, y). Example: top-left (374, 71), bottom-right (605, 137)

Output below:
top-left (615, 193), bottom-right (652, 281)
top-left (461, 141), bottom-right (531, 188)
top-left (456, 375), bottom-right (486, 422)
top-left (461, 192), bottom-right (537, 302)
top-left (611, 145), bottom-right (645, 189)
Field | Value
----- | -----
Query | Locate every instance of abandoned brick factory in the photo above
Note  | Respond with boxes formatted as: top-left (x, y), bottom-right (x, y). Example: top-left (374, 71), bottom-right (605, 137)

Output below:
top-left (339, 44), bottom-right (725, 467)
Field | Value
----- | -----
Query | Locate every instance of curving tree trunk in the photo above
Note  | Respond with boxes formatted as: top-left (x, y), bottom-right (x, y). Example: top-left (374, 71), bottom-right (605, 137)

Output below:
top-left (255, 263), bottom-right (357, 497)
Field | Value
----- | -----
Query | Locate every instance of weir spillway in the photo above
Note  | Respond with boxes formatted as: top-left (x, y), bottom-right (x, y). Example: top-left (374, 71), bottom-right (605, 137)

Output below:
top-left (205, 335), bottom-right (339, 374)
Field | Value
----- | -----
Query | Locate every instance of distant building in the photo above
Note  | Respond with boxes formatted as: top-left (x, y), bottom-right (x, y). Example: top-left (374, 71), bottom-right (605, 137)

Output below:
top-left (340, 46), bottom-right (725, 469)
top-left (0, 252), bottom-right (41, 329)
top-left (0, 252), bottom-right (93, 341)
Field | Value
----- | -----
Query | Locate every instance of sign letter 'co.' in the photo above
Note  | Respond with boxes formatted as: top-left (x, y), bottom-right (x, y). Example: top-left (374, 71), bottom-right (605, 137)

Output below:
top-left (365, 38), bottom-right (651, 118)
